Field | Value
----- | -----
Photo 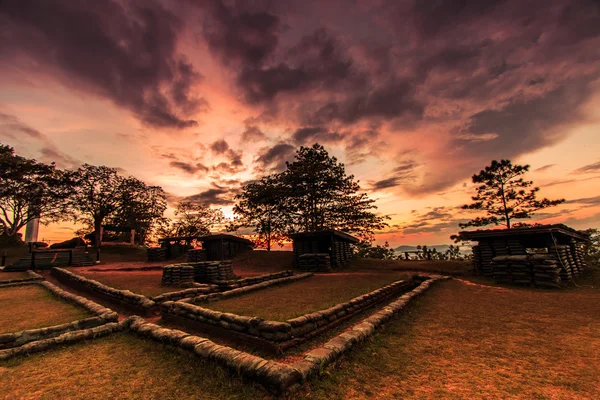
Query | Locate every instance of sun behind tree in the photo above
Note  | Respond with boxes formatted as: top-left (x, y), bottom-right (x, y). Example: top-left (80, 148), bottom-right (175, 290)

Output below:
top-left (460, 159), bottom-right (565, 229)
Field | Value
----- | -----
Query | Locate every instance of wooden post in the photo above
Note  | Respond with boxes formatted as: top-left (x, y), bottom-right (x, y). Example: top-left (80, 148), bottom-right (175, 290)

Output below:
top-left (68, 250), bottom-right (73, 266)
top-left (96, 248), bottom-right (100, 264)
top-left (1, 252), bottom-right (6, 266)
top-left (31, 252), bottom-right (36, 269)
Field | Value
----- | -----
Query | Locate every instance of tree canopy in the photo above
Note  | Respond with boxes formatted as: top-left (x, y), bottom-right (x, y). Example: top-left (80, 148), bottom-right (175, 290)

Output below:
top-left (160, 201), bottom-right (225, 238)
top-left (460, 159), bottom-right (565, 229)
top-left (233, 144), bottom-right (389, 243)
top-left (0, 144), bottom-right (73, 237)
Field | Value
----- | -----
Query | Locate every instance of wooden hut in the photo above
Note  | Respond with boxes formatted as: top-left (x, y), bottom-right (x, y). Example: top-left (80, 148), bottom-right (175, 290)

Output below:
top-left (458, 224), bottom-right (589, 285)
top-left (289, 230), bottom-right (359, 272)
top-left (198, 234), bottom-right (254, 261)
top-left (156, 234), bottom-right (253, 261)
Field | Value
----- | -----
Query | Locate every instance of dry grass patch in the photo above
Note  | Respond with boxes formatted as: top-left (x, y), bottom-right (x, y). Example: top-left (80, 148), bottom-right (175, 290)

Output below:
top-left (0, 285), bottom-right (92, 334)
top-left (76, 270), bottom-right (182, 297)
top-left (0, 271), bottom-right (29, 281)
top-left (295, 279), bottom-right (600, 399)
top-left (350, 257), bottom-right (472, 276)
top-left (232, 251), bottom-right (293, 276)
top-left (0, 333), bottom-right (267, 399)
top-left (207, 272), bottom-right (411, 320)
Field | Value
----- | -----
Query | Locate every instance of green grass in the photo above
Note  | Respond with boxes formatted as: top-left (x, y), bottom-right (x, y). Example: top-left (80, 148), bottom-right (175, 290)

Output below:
top-left (207, 272), bottom-right (411, 320)
top-left (288, 279), bottom-right (600, 399)
top-left (0, 333), bottom-right (267, 399)
top-left (76, 270), bottom-right (183, 297)
top-left (0, 285), bottom-right (92, 334)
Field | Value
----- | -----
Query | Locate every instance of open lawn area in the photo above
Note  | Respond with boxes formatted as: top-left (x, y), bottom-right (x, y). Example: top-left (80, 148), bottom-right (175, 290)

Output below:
top-left (207, 272), bottom-right (411, 320)
top-left (293, 279), bottom-right (600, 399)
top-left (349, 257), bottom-right (472, 276)
top-left (0, 271), bottom-right (29, 281)
top-left (0, 334), bottom-right (265, 400)
top-left (0, 285), bottom-right (92, 334)
top-left (232, 251), bottom-right (293, 276)
top-left (76, 270), bottom-right (183, 297)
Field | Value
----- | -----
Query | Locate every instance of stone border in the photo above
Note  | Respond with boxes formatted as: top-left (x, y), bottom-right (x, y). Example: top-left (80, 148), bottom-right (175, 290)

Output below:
top-left (180, 272), bottom-right (314, 305)
top-left (0, 279), bottom-right (118, 349)
top-left (51, 267), bottom-right (156, 315)
top-left (292, 275), bottom-right (450, 381)
top-left (0, 321), bottom-right (126, 361)
top-left (0, 276), bottom-right (447, 393)
top-left (214, 270), bottom-right (294, 290)
top-left (164, 275), bottom-right (417, 352)
top-left (137, 275), bottom-right (448, 393)
top-left (151, 284), bottom-right (220, 303)
top-left (0, 270), bottom-right (44, 287)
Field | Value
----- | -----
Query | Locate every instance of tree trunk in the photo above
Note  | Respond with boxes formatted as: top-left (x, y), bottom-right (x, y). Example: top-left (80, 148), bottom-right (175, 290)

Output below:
top-left (94, 216), bottom-right (103, 249)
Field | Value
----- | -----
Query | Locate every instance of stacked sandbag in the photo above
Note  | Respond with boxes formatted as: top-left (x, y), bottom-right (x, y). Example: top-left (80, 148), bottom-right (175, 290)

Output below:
top-left (161, 265), bottom-right (194, 287)
top-left (572, 242), bottom-right (587, 271)
top-left (188, 261), bottom-right (221, 283)
top-left (298, 253), bottom-right (331, 272)
top-left (491, 256), bottom-right (511, 284)
top-left (529, 254), bottom-right (562, 288)
top-left (147, 247), bottom-right (167, 262)
top-left (507, 239), bottom-right (526, 255)
top-left (506, 255), bottom-right (532, 285)
top-left (217, 260), bottom-right (236, 281)
top-left (471, 245), bottom-right (482, 274)
top-left (549, 245), bottom-right (574, 281)
top-left (479, 241), bottom-right (494, 276)
top-left (187, 249), bottom-right (207, 262)
top-left (492, 239), bottom-right (509, 257)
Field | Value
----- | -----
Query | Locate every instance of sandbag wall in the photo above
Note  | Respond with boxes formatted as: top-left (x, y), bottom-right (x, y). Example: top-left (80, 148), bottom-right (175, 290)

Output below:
top-left (215, 270), bottom-right (293, 291)
top-left (187, 249), bottom-right (207, 262)
top-left (161, 265), bottom-right (194, 287)
top-left (491, 251), bottom-right (583, 287)
top-left (51, 268), bottom-right (156, 313)
top-left (298, 253), bottom-right (331, 272)
top-left (162, 278), bottom-right (419, 348)
top-left (550, 244), bottom-right (585, 280)
top-left (332, 241), bottom-right (353, 267)
top-left (147, 247), bottom-right (167, 262)
top-left (165, 261), bottom-right (237, 284)
top-left (472, 239), bottom-right (527, 276)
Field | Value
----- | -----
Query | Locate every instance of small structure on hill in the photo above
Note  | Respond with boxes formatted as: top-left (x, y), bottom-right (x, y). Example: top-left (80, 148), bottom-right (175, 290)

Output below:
top-left (458, 224), bottom-right (589, 286)
top-left (290, 230), bottom-right (359, 272)
top-left (154, 234), bottom-right (253, 262)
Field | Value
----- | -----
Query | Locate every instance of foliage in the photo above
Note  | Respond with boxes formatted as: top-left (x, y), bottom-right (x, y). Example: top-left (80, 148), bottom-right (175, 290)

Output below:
top-left (0, 144), bottom-right (73, 237)
top-left (159, 202), bottom-right (225, 238)
top-left (582, 228), bottom-right (600, 267)
top-left (69, 164), bottom-right (166, 247)
top-left (233, 144), bottom-right (389, 242)
top-left (355, 240), bottom-right (397, 259)
top-left (109, 179), bottom-right (167, 244)
top-left (460, 159), bottom-right (564, 229)
top-left (413, 245), bottom-right (465, 261)
top-left (230, 176), bottom-right (289, 251)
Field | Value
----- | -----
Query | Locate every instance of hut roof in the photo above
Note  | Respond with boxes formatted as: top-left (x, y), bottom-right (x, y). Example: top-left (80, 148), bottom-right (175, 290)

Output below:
top-left (458, 224), bottom-right (589, 242)
top-left (288, 230), bottom-right (360, 243)
top-left (158, 234), bottom-right (253, 245)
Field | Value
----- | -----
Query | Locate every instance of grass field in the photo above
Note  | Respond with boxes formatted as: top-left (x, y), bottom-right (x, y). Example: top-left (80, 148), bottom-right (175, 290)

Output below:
top-left (0, 285), bottom-right (92, 334)
top-left (291, 278), bottom-right (600, 399)
top-left (0, 334), bottom-right (266, 400)
top-left (0, 271), bottom-right (29, 281)
top-left (207, 272), bottom-right (411, 320)
top-left (76, 270), bottom-right (182, 297)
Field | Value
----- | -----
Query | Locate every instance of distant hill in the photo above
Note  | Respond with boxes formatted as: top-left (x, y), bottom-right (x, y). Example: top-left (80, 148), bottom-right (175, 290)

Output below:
top-left (394, 244), bottom-right (472, 254)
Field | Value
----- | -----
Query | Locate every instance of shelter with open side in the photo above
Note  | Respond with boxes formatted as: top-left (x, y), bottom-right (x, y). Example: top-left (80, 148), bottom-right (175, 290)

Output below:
top-left (156, 234), bottom-right (253, 261)
top-left (458, 224), bottom-right (589, 279)
top-left (290, 230), bottom-right (359, 272)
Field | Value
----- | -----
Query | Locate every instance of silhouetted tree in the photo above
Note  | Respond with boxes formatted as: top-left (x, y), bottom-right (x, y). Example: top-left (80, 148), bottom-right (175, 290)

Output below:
top-left (355, 240), bottom-right (397, 259)
top-left (460, 159), bottom-right (564, 229)
top-left (164, 202), bottom-right (225, 237)
top-left (279, 144), bottom-right (389, 240)
top-left (0, 144), bottom-right (73, 238)
top-left (230, 176), bottom-right (289, 251)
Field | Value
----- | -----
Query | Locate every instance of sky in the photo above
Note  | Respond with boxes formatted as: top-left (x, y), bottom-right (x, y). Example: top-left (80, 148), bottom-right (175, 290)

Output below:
top-left (1, 0), bottom-right (600, 246)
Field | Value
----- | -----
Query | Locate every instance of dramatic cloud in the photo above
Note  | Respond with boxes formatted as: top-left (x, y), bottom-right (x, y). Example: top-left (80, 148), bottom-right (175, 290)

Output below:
top-left (241, 125), bottom-right (267, 143)
top-left (254, 142), bottom-right (296, 173)
top-left (534, 164), bottom-right (556, 172)
top-left (0, 0), bottom-right (206, 128)
top-left (180, 184), bottom-right (240, 206)
top-left (369, 160), bottom-right (418, 191)
top-left (572, 160), bottom-right (600, 174)
top-left (169, 161), bottom-right (209, 175)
